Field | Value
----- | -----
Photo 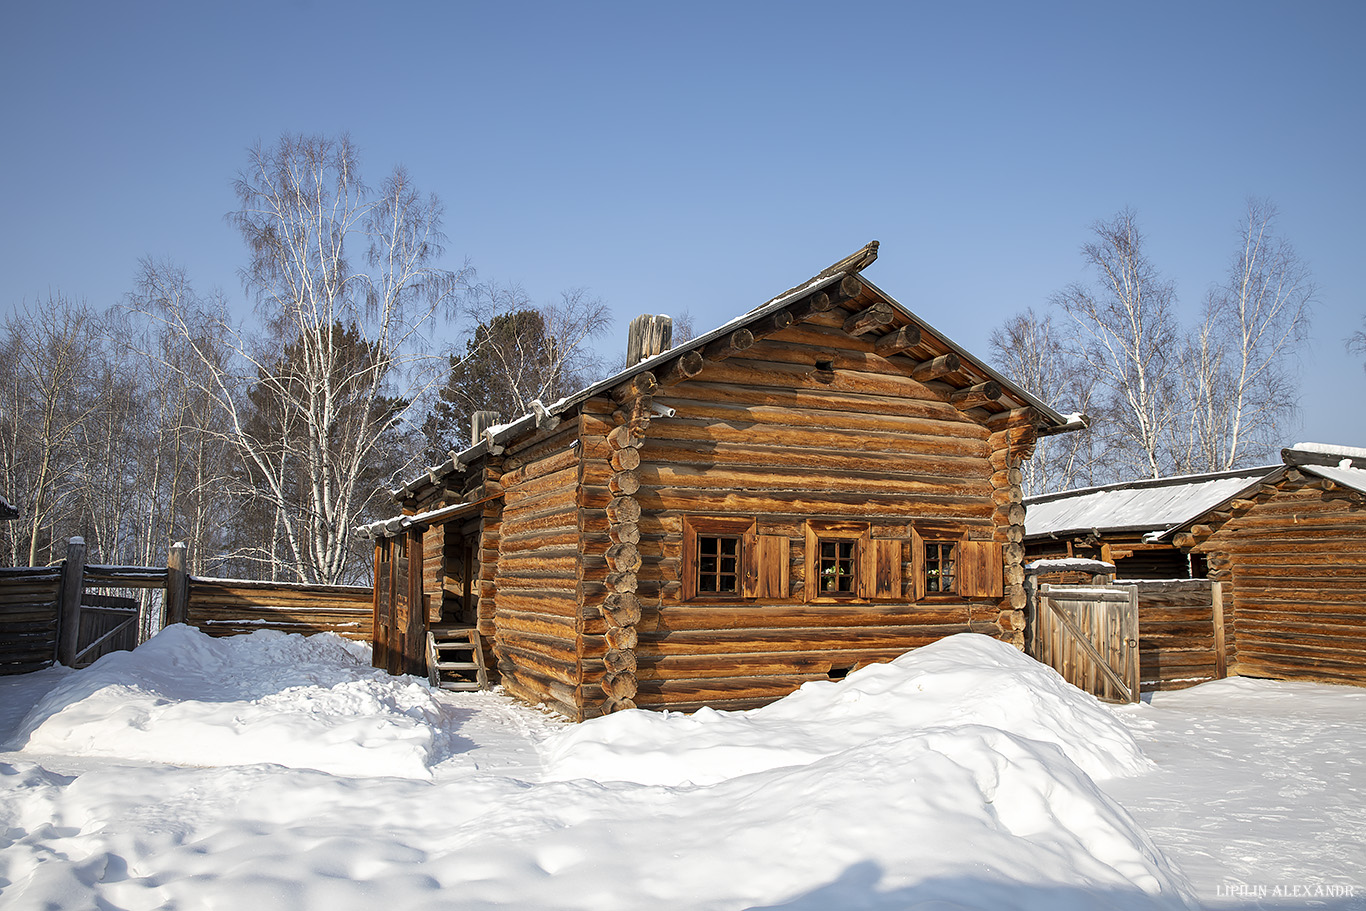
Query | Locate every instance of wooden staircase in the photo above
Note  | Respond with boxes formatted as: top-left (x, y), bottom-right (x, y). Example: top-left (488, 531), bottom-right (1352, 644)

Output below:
top-left (427, 625), bottom-right (489, 691)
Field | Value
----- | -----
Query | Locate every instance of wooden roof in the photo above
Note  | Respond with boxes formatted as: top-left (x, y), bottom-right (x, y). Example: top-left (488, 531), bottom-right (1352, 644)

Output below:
top-left (382, 241), bottom-right (1080, 511)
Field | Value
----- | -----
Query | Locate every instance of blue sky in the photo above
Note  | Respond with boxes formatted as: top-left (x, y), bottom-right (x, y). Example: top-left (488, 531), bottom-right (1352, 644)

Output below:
top-left (4, 1), bottom-right (1363, 447)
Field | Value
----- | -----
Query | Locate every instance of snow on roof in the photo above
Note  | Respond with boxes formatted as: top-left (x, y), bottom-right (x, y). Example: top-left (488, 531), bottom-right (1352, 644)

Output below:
top-left (1289, 441), bottom-right (1366, 460)
top-left (1024, 466), bottom-right (1277, 540)
top-left (1023, 557), bottom-right (1116, 574)
top-left (1299, 463), bottom-right (1366, 497)
top-left (0, 493), bottom-right (17, 520)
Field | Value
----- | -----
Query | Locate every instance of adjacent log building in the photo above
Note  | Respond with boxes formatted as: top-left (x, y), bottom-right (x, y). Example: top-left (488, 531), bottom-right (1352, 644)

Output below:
top-left (1160, 443), bottom-right (1366, 687)
top-left (361, 243), bottom-right (1081, 719)
top-left (1023, 467), bottom-right (1277, 579)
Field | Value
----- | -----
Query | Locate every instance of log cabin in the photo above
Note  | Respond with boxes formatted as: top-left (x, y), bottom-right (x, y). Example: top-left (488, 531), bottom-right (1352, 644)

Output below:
top-left (1023, 467), bottom-right (1277, 580)
top-left (1158, 443), bottom-right (1366, 687)
top-left (359, 242), bottom-right (1083, 720)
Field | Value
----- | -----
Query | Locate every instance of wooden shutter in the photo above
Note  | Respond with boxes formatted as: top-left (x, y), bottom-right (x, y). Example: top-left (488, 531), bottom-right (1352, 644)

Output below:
top-left (910, 527), bottom-right (926, 601)
top-left (682, 517), bottom-right (700, 601)
top-left (741, 529), bottom-right (760, 598)
top-left (750, 534), bottom-right (789, 599)
top-left (866, 538), bottom-right (903, 600)
top-left (958, 539), bottom-right (1004, 598)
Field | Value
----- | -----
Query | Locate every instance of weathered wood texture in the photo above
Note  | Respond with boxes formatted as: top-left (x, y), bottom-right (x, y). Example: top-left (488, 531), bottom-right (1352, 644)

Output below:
top-left (1131, 579), bottom-right (1224, 692)
top-left (1035, 584), bottom-right (1140, 703)
top-left (186, 578), bottom-right (374, 640)
top-left (73, 597), bottom-right (140, 667)
top-left (0, 567), bottom-right (62, 675)
top-left (490, 420), bottom-right (583, 717)
top-left (1193, 480), bottom-right (1366, 686)
top-left (621, 320), bottom-right (1014, 712)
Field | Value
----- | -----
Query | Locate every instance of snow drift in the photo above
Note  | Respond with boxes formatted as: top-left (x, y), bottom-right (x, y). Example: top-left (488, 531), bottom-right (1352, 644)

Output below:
top-left (0, 628), bottom-right (1195, 910)
top-left (7, 625), bottom-right (449, 778)
top-left (544, 633), bottom-right (1152, 785)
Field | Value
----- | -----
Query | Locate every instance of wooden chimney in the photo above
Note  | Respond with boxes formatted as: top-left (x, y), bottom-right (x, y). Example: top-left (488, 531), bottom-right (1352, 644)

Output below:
top-left (626, 315), bottom-right (673, 366)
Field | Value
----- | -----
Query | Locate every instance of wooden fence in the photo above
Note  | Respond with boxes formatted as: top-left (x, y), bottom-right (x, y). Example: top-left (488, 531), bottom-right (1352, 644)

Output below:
top-left (1132, 579), bottom-right (1226, 692)
top-left (0, 538), bottom-right (374, 675)
top-left (1028, 574), bottom-right (1227, 696)
top-left (185, 577), bottom-right (372, 640)
top-left (1035, 584), bottom-right (1140, 703)
top-left (0, 566), bottom-right (63, 674)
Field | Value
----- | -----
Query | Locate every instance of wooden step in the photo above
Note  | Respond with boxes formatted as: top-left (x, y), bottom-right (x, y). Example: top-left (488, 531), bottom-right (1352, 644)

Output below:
top-left (426, 626), bottom-right (489, 691)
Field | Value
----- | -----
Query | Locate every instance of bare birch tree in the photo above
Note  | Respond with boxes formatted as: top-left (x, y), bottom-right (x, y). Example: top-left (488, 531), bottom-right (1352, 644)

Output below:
top-left (139, 133), bottom-right (466, 584)
top-left (0, 296), bottom-right (104, 565)
top-left (1053, 210), bottom-right (1180, 480)
top-left (988, 308), bottom-right (1098, 495)
top-left (1172, 200), bottom-right (1313, 472)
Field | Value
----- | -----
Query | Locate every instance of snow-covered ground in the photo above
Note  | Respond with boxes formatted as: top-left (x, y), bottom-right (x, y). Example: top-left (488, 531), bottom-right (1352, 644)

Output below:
top-left (0, 627), bottom-right (1361, 910)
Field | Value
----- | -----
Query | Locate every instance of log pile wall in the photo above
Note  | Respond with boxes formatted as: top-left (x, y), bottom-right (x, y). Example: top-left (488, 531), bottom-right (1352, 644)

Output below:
top-left (1196, 477), bottom-right (1366, 686)
top-left (0, 567), bottom-right (61, 675)
top-left (186, 578), bottom-right (373, 639)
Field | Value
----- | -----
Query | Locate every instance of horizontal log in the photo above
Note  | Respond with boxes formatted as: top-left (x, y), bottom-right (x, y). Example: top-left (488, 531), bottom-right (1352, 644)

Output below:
top-left (605, 570), bottom-right (639, 594)
top-left (647, 603), bottom-right (970, 632)
top-left (606, 625), bottom-right (638, 650)
top-left (637, 486), bottom-right (995, 521)
top-left (610, 447), bottom-right (642, 472)
top-left (949, 381), bottom-right (1003, 411)
top-left (611, 372), bottom-right (658, 404)
top-left (605, 542), bottom-right (642, 573)
top-left (911, 353), bottom-right (961, 383)
top-left (659, 350), bottom-right (706, 387)
top-left (873, 325), bottom-right (922, 357)
top-left (638, 623), bottom-right (974, 656)
top-left (638, 462), bottom-right (992, 499)
top-left (607, 425), bottom-right (644, 451)
top-left (602, 671), bottom-right (638, 700)
top-left (604, 648), bottom-right (638, 675)
top-left (656, 389), bottom-right (988, 444)
top-left (684, 357), bottom-right (972, 419)
top-left (640, 438), bottom-right (992, 480)
top-left (602, 591), bottom-right (642, 627)
top-left (608, 523), bottom-right (641, 546)
top-left (703, 328), bottom-right (755, 361)
top-left (842, 301), bottom-right (895, 337)
top-left (606, 496), bottom-right (642, 525)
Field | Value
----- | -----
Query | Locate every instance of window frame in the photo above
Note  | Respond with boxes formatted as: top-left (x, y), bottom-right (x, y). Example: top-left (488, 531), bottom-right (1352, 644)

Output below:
top-left (923, 538), bottom-right (958, 595)
top-left (804, 520), bottom-right (872, 602)
top-left (682, 516), bottom-right (757, 602)
top-left (910, 526), bottom-right (1004, 601)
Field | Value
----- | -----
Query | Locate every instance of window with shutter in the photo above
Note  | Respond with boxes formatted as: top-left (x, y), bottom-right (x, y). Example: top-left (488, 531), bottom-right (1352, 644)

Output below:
top-left (682, 517), bottom-right (788, 601)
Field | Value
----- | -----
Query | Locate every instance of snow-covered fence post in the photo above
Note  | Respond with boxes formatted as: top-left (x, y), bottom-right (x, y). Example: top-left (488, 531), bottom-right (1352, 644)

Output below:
top-left (165, 542), bottom-right (189, 627)
top-left (56, 536), bottom-right (87, 667)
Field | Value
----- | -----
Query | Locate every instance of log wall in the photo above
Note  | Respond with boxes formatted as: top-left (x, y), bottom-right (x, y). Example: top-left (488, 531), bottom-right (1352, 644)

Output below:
top-left (617, 314), bottom-right (1018, 713)
top-left (490, 420), bottom-right (584, 718)
top-left (0, 566), bottom-right (61, 675)
top-left (186, 578), bottom-right (373, 640)
top-left (1131, 579), bottom-right (1224, 691)
top-left (1196, 477), bottom-right (1366, 686)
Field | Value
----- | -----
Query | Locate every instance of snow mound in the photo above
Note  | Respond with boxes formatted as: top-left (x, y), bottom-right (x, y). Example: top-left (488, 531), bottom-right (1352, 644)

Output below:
top-left (546, 633), bottom-right (1152, 785)
top-left (7, 625), bottom-right (448, 778)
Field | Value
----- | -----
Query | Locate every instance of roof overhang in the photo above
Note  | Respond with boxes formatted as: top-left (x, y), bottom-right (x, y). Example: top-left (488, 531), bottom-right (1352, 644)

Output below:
top-left (383, 241), bottom-right (1080, 508)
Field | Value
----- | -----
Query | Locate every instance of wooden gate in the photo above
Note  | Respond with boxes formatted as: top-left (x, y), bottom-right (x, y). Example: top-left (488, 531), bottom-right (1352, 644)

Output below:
top-left (1035, 583), bottom-right (1140, 703)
